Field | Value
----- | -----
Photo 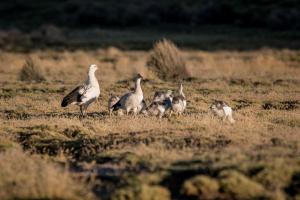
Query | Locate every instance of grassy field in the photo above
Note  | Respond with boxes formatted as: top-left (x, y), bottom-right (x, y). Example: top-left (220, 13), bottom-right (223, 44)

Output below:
top-left (0, 29), bottom-right (300, 200)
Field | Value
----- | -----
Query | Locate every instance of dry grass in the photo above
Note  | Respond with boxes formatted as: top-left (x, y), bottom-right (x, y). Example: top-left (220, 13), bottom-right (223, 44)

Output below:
top-left (19, 57), bottom-right (46, 82)
top-left (0, 44), bottom-right (299, 199)
top-left (147, 39), bottom-right (190, 80)
top-left (0, 147), bottom-right (93, 200)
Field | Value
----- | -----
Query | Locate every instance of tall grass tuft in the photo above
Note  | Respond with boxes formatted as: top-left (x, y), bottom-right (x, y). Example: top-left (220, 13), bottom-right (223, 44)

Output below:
top-left (0, 147), bottom-right (93, 200)
top-left (147, 39), bottom-right (190, 80)
top-left (19, 57), bottom-right (46, 82)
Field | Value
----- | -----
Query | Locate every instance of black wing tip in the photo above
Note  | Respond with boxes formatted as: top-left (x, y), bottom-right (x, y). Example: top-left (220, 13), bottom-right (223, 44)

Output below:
top-left (61, 98), bottom-right (69, 107)
top-left (112, 100), bottom-right (121, 111)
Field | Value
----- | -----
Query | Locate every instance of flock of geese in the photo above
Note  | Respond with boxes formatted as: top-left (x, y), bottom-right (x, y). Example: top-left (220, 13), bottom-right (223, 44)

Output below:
top-left (61, 64), bottom-right (235, 123)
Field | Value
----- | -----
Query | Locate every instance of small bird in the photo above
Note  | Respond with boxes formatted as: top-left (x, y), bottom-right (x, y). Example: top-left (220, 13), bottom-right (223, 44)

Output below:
top-left (147, 97), bottom-right (172, 118)
top-left (61, 64), bottom-right (100, 117)
top-left (112, 74), bottom-right (144, 115)
top-left (146, 89), bottom-right (173, 118)
top-left (171, 82), bottom-right (187, 115)
top-left (153, 90), bottom-right (173, 102)
top-left (210, 100), bottom-right (235, 123)
top-left (108, 94), bottom-right (120, 116)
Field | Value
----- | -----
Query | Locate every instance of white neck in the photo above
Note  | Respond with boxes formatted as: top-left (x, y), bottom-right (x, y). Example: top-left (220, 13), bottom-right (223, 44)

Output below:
top-left (179, 83), bottom-right (185, 98)
top-left (86, 70), bottom-right (99, 87)
top-left (134, 78), bottom-right (143, 94)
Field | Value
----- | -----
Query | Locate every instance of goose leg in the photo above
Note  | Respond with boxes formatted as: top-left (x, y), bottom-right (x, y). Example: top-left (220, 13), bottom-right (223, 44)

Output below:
top-left (81, 105), bottom-right (88, 117)
top-left (126, 108), bottom-right (130, 115)
top-left (133, 107), bottom-right (138, 116)
top-left (80, 106), bottom-right (84, 117)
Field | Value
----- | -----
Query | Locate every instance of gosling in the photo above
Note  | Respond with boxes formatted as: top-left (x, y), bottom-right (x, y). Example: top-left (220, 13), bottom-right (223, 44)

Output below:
top-left (210, 100), bottom-right (235, 123)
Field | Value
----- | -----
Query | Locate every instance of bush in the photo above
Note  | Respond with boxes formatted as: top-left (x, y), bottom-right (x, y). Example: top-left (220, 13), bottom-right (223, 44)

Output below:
top-left (19, 57), bottom-right (46, 82)
top-left (147, 39), bottom-right (190, 80)
top-left (0, 148), bottom-right (93, 200)
top-left (181, 175), bottom-right (220, 199)
top-left (112, 184), bottom-right (170, 200)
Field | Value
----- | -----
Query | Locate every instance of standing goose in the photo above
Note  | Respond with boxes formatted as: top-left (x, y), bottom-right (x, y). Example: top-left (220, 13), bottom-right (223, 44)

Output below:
top-left (171, 82), bottom-right (187, 115)
top-left (210, 100), bottom-right (235, 123)
top-left (112, 74), bottom-right (144, 115)
top-left (61, 64), bottom-right (100, 116)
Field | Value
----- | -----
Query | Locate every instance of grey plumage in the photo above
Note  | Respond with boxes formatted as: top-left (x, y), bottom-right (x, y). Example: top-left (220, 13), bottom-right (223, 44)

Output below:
top-left (145, 89), bottom-right (173, 118)
top-left (210, 100), bottom-right (235, 123)
top-left (153, 90), bottom-right (172, 102)
top-left (61, 86), bottom-right (84, 107)
top-left (112, 74), bottom-right (144, 115)
top-left (108, 95), bottom-right (120, 116)
top-left (146, 98), bottom-right (172, 118)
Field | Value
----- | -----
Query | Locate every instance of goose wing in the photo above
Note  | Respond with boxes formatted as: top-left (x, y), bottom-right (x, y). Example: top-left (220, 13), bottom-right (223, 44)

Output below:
top-left (61, 85), bottom-right (89, 107)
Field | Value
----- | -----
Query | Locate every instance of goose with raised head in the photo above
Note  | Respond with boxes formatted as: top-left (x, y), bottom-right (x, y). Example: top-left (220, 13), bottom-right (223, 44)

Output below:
top-left (112, 74), bottom-right (144, 115)
top-left (210, 100), bottom-right (235, 123)
top-left (61, 64), bottom-right (100, 116)
top-left (171, 82), bottom-right (186, 115)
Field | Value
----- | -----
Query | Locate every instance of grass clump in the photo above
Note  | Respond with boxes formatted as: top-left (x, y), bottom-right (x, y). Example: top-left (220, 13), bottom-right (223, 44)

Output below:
top-left (147, 38), bottom-right (189, 80)
top-left (19, 57), bottom-right (46, 82)
top-left (0, 147), bottom-right (93, 200)
top-left (112, 184), bottom-right (170, 200)
top-left (181, 175), bottom-right (220, 199)
top-left (219, 170), bottom-right (267, 199)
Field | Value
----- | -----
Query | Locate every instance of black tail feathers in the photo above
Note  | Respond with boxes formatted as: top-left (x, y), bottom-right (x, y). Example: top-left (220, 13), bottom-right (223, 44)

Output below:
top-left (112, 100), bottom-right (121, 111)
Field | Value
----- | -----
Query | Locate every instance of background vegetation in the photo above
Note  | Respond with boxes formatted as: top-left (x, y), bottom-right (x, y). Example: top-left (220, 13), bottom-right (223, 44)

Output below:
top-left (0, 1), bottom-right (299, 199)
top-left (0, 0), bottom-right (300, 30)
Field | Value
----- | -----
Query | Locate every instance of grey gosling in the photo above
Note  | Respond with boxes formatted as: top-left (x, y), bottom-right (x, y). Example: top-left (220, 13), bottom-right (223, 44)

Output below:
top-left (108, 94), bottom-right (120, 116)
top-left (210, 100), bottom-right (235, 123)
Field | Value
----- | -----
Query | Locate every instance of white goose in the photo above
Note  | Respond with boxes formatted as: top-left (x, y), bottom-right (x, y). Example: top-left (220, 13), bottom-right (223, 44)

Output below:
top-left (171, 82), bottom-right (187, 115)
top-left (210, 100), bottom-right (235, 123)
top-left (112, 74), bottom-right (144, 115)
top-left (61, 64), bottom-right (100, 116)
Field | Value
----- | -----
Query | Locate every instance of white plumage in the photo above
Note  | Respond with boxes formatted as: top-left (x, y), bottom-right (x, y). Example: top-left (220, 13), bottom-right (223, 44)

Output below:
top-left (112, 74), bottom-right (144, 115)
top-left (171, 83), bottom-right (187, 115)
top-left (210, 101), bottom-right (235, 123)
top-left (61, 64), bottom-right (100, 116)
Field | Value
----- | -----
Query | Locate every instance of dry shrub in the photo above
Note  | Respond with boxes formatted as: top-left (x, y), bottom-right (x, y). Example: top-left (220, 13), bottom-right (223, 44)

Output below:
top-left (181, 175), bottom-right (220, 199)
top-left (19, 57), bottom-right (46, 82)
top-left (147, 39), bottom-right (190, 80)
top-left (0, 148), bottom-right (92, 200)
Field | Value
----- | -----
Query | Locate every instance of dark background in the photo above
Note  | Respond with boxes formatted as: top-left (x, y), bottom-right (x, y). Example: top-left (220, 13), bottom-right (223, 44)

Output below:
top-left (1, 0), bottom-right (300, 31)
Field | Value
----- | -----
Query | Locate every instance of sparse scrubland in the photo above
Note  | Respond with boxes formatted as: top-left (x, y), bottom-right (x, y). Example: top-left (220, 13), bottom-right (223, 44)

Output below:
top-left (0, 29), bottom-right (300, 200)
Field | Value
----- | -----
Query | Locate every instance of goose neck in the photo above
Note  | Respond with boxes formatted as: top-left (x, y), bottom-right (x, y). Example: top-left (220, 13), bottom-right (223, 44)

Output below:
top-left (135, 78), bottom-right (142, 94)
